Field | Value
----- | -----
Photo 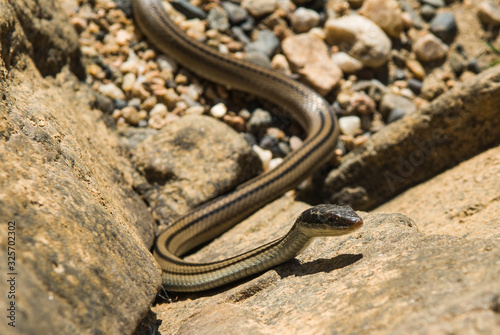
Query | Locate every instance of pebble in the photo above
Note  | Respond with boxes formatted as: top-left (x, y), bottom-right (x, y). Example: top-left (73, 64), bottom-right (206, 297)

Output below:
top-left (222, 114), bottom-right (246, 131)
top-left (248, 108), bottom-right (272, 132)
top-left (244, 30), bottom-right (280, 58)
top-left (252, 145), bottom-right (273, 171)
top-left (430, 12), bottom-right (457, 43)
top-left (210, 103), bottom-right (228, 119)
top-left (331, 51), bottom-right (363, 73)
top-left (240, 16), bottom-right (256, 33)
top-left (420, 75), bottom-right (446, 100)
top-left (185, 105), bottom-right (205, 115)
top-left (420, 4), bottom-right (436, 21)
top-left (241, 0), bottom-right (278, 18)
top-left (207, 6), bottom-right (229, 31)
top-left (290, 7), bottom-right (320, 33)
top-left (98, 82), bottom-right (125, 99)
top-left (422, 0), bottom-right (445, 8)
top-left (156, 54), bottom-right (177, 73)
top-left (231, 26), bottom-right (252, 44)
top-left (399, 0), bottom-right (423, 29)
top-left (242, 133), bottom-right (257, 146)
top-left (259, 134), bottom-right (281, 156)
top-left (406, 59), bottom-right (425, 80)
top-left (221, 1), bottom-right (248, 25)
top-left (358, 0), bottom-right (403, 38)
top-left (413, 34), bottom-right (449, 62)
top-left (289, 136), bottom-right (303, 151)
top-left (477, 2), bottom-right (500, 27)
top-left (149, 103), bottom-right (168, 117)
top-left (121, 106), bottom-right (140, 125)
top-left (282, 33), bottom-right (342, 96)
top-left (271, 54), bottom-right (292, 75)
top-left (408, 78), bottom-right (423, 95)
top-left (244, 51), bottom-right (272, 68)
top-left (467, 58), bottom-right (481, 74)
top-left (182, 18), bottom-right (206, 41)
top-left (380, 93), bottom-right (417, 120)
top-left (170, 0), bottom-right (206, 19)
top-left (140, 96), bottom-right (157, 111)
top-left (347, 92), bottom-right (376, 115)
top-left (239, 109), bottom-right (251, 120)
top-left (448, 52), bottom-right (466, 76)
top-left (122, 72), bottom-right (136, 92)
top-left (115, 29), bottom-right (132, 46)
top-left (338, 116), bottom-right (362, 136)
top-left (324, 15), bottom-right (392, 68)
top-left (387, 108), bottom-right (408, 123)
top-left (114, 99), bottom-right (127, 110)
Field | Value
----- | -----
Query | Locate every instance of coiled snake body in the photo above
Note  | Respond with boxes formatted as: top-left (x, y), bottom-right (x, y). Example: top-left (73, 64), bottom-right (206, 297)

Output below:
top-left (132, 0), bottom-right (363, 292)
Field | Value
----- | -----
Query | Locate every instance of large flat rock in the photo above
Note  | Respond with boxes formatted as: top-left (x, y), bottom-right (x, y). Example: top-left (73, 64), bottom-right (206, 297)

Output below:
top-left (0, 1), bottom-right (161, 334)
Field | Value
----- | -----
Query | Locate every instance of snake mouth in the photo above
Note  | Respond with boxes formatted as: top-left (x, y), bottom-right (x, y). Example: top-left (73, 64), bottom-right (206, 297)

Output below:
top-left (351, 218), bottom-right (363, 230)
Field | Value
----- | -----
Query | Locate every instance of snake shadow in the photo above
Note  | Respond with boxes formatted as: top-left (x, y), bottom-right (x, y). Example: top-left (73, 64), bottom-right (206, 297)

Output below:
top-left (275, 253), bottom-right (363, 279)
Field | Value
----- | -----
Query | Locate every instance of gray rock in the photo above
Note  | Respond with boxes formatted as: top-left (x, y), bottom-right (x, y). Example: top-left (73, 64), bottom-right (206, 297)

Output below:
top-left (467, 58), bottom-right (482, 74)
top-left (448, 52), bottom-right (466, 76)
top-left (207, 6), bottom-right (230, 31)
top-left (325, 15), bottom-right (392, 68)
top-left (430, 11), bottom-right (458, 44)
top-left (240, 15), bottom-right (256, 32)
top-left (380, 93), bottom-right (417, 120)
top-left (243, 50), bottom-right (272, 68)
top-left (132, 115), bottom-right (261, 224)
top-left (248, 108), bottom-right (273, 132)
top-left (221, 1), bottom-right (248, 24)
top-left (0, 2), bottom-right (160, 334)
top-left (408, 78), bottom-right (423, 95)
top-left (259, 134), bottom-right (282, 157)
top-left (413, 34), bottom-right (449, 62)
top-left (244, 30), bottom-right (280, 58)
top-left (477, 1), bottom-right (500, 27)
top-left (241, 0), bottom-right (278, 17)
top-left (290, 7), bottom-right (320, 33)
top-left (421, 0), bottom-right (445, 8)
top-left (231, 26), bottom-right (252, 44)
top-left (399, 0), bottom-right (423, 29)
top-left (420, 4), bottom-right (436, 21)
top-left (323, 66), bottom-right (500, 210)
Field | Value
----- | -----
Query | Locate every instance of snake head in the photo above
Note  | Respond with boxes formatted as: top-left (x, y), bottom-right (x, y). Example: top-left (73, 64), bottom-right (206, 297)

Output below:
top-left (295, 204), bottom-right (363, 237)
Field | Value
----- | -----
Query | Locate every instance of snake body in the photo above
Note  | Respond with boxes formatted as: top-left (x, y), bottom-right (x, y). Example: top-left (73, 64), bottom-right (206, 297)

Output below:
top-left (132, 0), bottom-right (362, 292)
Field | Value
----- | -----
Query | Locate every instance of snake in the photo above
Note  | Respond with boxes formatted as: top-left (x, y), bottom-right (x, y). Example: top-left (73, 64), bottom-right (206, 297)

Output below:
top-left (132, 0), bottom-right (363, 292)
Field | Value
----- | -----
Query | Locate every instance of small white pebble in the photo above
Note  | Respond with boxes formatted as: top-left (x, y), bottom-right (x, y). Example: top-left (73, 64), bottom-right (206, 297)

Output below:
top-left (252, 145), bottom-right (273, 171)
top-left (289, 136), bottom-right (303, 151)
top-left (120, 60), bottom-right (139, 74)
top-left (210, 103), bottom-right (228, 119)
top-left (308, 27), bottom-right (326, 40)
top-left (115, 29), bottom-right (132, 46)
top-left (98, 83), bottom-right (125, 100)
top-left (122, 72), bottom-right (136, 92)
top-left (339, 116), bottom-right (362, 136)
top-left (185, 105), bottom-right (205, 115)
top-left (186, 83), bottom-right (203, 101)
top-left (149, 103), bottom-right (168, 117)
top-left (331, 51), bottom-right (363, 73)
top-left (156, 54), bottom-right (177, 73)
top-left (269, 157), bottom-right (283, 170)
